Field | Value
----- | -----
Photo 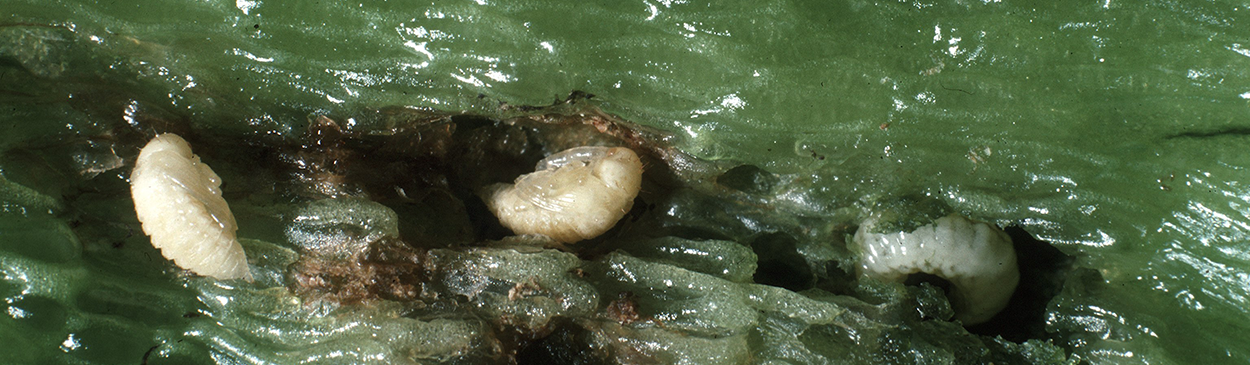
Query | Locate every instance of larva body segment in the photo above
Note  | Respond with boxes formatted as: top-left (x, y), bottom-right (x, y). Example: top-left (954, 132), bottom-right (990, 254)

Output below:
top-left (131, 134), bottom-right (252, 281)
top-left (484, 146), bottom-right (643, 243)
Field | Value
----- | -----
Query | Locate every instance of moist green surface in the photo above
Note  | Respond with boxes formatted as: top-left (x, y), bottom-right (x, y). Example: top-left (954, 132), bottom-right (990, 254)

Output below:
top-left (3, 1), bottom-right (1250, 364)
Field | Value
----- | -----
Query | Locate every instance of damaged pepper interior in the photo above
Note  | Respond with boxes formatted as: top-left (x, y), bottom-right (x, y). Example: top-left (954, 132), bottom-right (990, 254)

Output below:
top-left (4, 97), bottom-right (1073, 364)
top-left (4, 1), bottom-right (1250, 364)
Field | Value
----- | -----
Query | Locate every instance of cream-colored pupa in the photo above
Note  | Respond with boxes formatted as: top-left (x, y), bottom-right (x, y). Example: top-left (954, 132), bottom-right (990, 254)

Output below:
top-left (131, 133), bottom-right (252, 281)
top-left (483, 146), bottom-right (643, 243)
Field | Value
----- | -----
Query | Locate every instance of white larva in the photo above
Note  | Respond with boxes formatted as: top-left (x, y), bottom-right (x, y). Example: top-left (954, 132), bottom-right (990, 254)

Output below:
top-left (482, 146), bottom-right (643, 243)
top-left (130, 133), bottom-right (252, 281)
top-left (853, 214), bottom-right (1018, 325)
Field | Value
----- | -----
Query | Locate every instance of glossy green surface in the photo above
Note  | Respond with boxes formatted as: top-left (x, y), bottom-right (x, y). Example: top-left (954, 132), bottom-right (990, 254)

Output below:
top-left (3, 0), bottom-right (1249, 364)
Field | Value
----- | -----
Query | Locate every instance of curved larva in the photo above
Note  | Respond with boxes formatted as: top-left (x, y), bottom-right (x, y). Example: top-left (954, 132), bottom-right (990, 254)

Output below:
top-left (483, 146), bottom-right (643, 243)
top-left (853, 214), bottom-right (1017, 324)
top-left (130, 134), bottom-right (252, 281)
